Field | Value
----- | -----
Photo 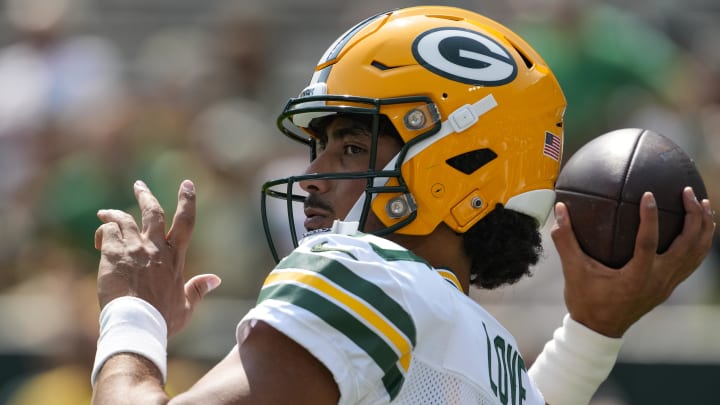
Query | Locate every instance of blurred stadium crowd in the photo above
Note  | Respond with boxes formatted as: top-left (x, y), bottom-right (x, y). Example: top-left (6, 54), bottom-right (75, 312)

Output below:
top-left (0, 0), bottom-right (717, 403)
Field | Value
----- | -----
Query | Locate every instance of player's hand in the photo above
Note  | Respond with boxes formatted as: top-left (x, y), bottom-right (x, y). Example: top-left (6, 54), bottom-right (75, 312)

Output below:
top-left (552, 187), bottom-right (715, 338)
top-left (94, 180), bottom-right (221, 337)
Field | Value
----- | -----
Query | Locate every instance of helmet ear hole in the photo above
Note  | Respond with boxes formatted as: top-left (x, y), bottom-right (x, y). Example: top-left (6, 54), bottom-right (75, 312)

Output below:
top-left (446, 149), bottom-right (498, 175)
top-left (509, 41), bottom-right (534, 69)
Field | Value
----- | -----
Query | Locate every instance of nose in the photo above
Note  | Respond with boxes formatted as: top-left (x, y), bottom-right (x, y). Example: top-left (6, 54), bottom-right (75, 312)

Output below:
top-left (299, 153), bottom-right (331, 194)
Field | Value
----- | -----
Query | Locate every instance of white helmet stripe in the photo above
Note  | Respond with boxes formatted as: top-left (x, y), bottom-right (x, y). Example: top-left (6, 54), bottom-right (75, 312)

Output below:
top-left (405, 94), bottom-right (497, 163)
top-left (344, 94), bottom-right (497, 223)
top-left (318, 11), bottom-right (389, 65)
top-left (344, 155), bottom-right (399, 223)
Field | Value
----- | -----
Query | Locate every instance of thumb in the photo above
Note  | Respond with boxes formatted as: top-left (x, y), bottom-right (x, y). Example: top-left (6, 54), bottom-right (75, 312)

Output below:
top-left (185, 274), bottom-right (222, 308)
top-left (550, 202), bottom-right (598, 280)
top-left (549, 203), bottom-right (580, 260)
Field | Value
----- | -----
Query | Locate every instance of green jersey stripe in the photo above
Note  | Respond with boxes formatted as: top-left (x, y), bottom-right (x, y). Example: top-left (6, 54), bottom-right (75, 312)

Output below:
top-left (382, 363), bottom-right (405, 400)
top-left (368, 242), bottom-right (431, 265)
top-left (277, 251), bottom-right (417, 346)
top-left (259, 283), bottom-right (404, 399)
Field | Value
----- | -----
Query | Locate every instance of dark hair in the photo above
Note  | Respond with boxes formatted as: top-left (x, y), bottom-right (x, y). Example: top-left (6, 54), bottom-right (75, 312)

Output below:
top-left (463, 204), bottom-right (542, 289)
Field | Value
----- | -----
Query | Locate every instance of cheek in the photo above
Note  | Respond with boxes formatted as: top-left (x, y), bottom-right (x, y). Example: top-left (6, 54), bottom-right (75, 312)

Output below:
top-left (334, 179), bottom-right (367, 217)
top-left (375, 139), bottom-right (402, 170)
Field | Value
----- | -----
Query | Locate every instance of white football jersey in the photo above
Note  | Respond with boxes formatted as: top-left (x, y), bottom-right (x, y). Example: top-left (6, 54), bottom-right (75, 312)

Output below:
top-left (238, 229), bottom-right (544, 405)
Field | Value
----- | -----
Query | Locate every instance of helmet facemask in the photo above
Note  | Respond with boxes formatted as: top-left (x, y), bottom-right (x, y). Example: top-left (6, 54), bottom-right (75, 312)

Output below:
top-left (261, 94), bottom-right (442, 262)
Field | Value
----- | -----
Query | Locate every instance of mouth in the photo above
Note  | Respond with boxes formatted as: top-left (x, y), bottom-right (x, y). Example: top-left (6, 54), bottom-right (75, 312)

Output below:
top-left (303, 207), bottom-right (335, 231)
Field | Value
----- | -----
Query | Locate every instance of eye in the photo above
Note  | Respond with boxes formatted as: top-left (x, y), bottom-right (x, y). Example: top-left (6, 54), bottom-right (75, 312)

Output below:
top-left (344, 144), bottom-right (365, 155)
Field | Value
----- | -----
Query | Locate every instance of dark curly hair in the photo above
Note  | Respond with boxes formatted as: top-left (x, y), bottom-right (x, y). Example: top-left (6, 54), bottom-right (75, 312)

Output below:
top-left (463, 204), bottom-right (543, 289)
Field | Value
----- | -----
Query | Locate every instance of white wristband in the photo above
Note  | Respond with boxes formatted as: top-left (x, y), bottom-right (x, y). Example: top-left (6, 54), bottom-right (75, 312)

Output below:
top-left (91, 296), bottom-right (168, 387)
top-left (528, 314), bottom-right (624, 405)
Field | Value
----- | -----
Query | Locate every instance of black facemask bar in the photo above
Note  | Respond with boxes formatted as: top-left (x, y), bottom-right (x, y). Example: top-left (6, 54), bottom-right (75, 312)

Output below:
top-left (261, 93), bottom-right (441, 262)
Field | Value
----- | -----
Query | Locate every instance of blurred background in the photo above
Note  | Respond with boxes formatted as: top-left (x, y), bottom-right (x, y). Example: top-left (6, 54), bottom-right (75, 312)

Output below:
top-left (0, 0), bottom-right (717, 403)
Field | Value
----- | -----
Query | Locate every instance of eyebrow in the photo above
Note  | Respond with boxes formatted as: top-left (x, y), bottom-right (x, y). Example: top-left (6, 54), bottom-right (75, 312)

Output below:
top-left (326, 123), bottom-right (371, 142)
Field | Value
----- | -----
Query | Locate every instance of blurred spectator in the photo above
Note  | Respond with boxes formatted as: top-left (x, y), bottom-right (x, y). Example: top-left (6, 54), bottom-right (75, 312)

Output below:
top-left (0, 266), bottom-right (97, 405)
top-left (177, 3), bottom-right (305, 299)
top-left (0, 1), bottom-right (717, 404)
top-left (0, 0), bottom-right (131, 401)
top-left (0, 0), bottom-right (128, 284)
top-left (498, 1), bottom-right (720, 303)
top-left (508, 1), bottom-right (696, 155)
top-left (204, 2), bottom-right (274, 102)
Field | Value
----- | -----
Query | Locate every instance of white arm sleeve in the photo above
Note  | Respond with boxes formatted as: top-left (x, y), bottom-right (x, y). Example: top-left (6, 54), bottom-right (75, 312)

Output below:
top-left (528, 314), bottom-right (623, 405)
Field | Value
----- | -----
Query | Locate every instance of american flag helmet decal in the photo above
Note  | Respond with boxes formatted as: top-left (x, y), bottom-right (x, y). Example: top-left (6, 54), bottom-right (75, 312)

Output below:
top-left (543, 131), bottom-right (561, 161)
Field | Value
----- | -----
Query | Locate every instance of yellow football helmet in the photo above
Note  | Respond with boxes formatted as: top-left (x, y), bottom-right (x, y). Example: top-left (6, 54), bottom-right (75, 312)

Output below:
top-left (263, 6), bottom-right (566, 260)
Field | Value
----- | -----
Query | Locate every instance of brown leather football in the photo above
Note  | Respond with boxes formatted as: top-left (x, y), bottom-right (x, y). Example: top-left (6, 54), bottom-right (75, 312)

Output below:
top-left (555, 128), bottom-right (707, 268)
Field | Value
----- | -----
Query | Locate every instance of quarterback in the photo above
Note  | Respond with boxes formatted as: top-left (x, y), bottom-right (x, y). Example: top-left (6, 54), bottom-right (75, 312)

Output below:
top-left (90, 6), bottom-right (715, 405)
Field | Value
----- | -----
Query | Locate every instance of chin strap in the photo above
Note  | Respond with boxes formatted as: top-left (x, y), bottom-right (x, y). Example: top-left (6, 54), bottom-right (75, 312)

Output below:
top-left (331, 220), bottom-right (359, 235)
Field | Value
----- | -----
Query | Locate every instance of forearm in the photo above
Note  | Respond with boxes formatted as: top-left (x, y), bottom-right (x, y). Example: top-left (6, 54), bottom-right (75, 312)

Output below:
top-left (529, 314), bottom-right (623, 405)
top-left (92, 354), bottom-right (169, 405)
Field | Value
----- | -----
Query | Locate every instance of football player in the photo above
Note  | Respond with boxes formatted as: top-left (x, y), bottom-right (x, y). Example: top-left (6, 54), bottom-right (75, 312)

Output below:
top-left (90, 6), bottom-right (715, 405)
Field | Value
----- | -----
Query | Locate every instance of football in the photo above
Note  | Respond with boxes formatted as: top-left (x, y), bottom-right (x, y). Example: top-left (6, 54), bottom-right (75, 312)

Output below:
top-left (555, 128), bottom-right (707, 268)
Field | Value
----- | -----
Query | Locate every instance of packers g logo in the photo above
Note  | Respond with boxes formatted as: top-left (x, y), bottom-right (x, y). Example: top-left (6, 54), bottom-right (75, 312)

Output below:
top-left (412, 27), bottom-right (517, 86)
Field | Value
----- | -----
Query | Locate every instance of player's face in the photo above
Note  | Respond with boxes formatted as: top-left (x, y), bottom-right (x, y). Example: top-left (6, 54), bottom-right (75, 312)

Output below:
top-left (300, 116), bottom-right (402, 232)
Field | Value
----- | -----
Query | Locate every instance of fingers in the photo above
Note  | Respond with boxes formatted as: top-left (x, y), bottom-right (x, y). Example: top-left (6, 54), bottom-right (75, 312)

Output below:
top-left (550, 202), bottom-right (576, 254)
top-left (550, 202), bottom-right (592, 277)
top-left (678, 187), bottom-right (714, 251)
top-left (134, 180), bottom-right (167, 245)
top-left (166, 180), bottom-right (197, 253)
top-left (664, 188), bottom-right (709, 254)
top-left (101, 180), bottom-right (193, 250)
top-left (95, 222), bottom-right (123, 251)
top-left (662, 188), bottom-right (715, 281)
top-left (97, 209), bottom-right (142, 246)
top-left (184, 274), bottom-right (222, 308)
top-left (701, 199), bottom-right (717, 238)
top-left (631, 192), bottom-right (659, 269)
